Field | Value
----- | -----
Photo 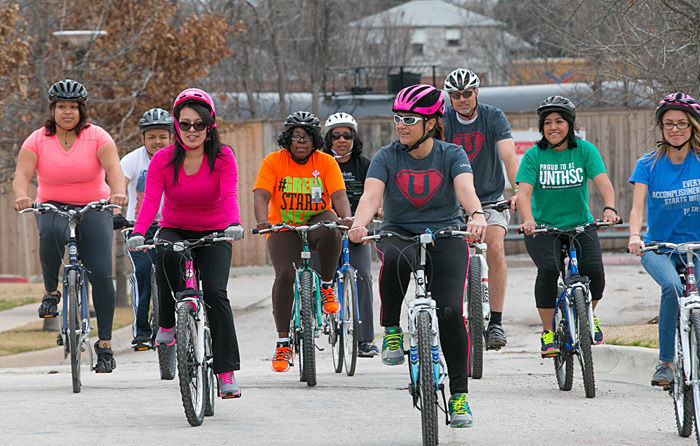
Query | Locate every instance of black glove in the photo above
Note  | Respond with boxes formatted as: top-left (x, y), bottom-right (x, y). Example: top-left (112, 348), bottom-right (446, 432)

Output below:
top-left (113, 213), bottom-right (129, 230)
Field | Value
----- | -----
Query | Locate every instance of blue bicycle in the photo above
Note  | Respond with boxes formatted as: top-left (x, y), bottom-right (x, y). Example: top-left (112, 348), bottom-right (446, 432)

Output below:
top-left (328, 232), bottom-right (359, 376)
top-left (21, 200), bottom-right (119, 393)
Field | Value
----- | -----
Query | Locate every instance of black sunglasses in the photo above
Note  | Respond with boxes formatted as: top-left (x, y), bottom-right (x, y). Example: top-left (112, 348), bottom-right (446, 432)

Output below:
top-left (449, 90), bottom-right (475, 100)
top-left (331, 132), bottom-right (353, 141)
top-left (178, 120), bottom-right (207, 132)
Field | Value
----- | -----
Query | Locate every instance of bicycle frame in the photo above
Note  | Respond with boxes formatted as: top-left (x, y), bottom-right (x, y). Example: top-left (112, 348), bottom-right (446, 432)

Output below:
top-left (335, 235), bottom-right (360, 331)
top-left (292, 228), bottom-right (323, 338)
top-left (61, 219), bottom-right (90, 352)
top-left (553, 241), bottom-right (594, 350)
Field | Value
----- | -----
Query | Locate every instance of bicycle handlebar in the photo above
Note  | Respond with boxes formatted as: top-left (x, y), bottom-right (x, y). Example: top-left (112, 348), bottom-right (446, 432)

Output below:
top-left (19, 200), bottom-right (120, 218)
top-left (518, 219), bottom-right (618, 235)
top-left (250, 220), bottom-right (347, 235)
top-left (136, 233), bottom-right (233, 251)
top-left (361, 226), bottom-right (471, 244)
top-left (481, 199), bottom-right (511, 213)
top-left (642, 241), bottom-right (700, 254)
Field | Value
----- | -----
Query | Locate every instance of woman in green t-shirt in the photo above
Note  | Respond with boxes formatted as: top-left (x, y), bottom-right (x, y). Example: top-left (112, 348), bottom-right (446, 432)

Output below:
top-left (515, 96), bottom-right (620, 357)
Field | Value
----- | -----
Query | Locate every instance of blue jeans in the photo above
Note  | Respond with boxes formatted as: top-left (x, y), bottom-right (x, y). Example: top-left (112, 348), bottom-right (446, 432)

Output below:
top-left (125, 226), bottom-right (157, 338)
top-left (641, 251), bottom-right (683, 362)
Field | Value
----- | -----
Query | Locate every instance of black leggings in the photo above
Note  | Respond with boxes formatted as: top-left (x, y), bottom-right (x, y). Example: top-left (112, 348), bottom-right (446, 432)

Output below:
top-left (524, 230), bottom-right (605, 309)
top-left (375, 226), bottom-right (469, 395)
top-left (156, 227), bottom-right (240, 374)
top-left (35, 204), bottom-right (115, 341)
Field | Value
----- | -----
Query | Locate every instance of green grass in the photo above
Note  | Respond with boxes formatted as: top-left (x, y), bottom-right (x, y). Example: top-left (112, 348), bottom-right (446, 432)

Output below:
top-left (0, 297), bottom-right (38, 311)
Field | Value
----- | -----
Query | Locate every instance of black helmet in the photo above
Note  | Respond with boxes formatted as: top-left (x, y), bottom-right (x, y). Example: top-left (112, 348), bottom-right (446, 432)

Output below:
top-left (48, 79), bottom-right (87, 104)
top-left (537, 95), bottom-right (576, 120)
top-left (138, 108), bottom-right (174, 133)
top-left (284, 111), bottom-right (321, 131)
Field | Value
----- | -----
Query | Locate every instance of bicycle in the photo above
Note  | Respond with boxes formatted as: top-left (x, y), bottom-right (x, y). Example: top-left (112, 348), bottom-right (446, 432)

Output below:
top-left (138, 233), bottom-right (233, 426)
top-left (362, 225), bottom-right (470, 446)
top-left (328, 231), bottom-right (359, 376)
top-left (643, 242), bottom-right (700, 441)
top-left (465, 199), bottom-right (511, 380)
top-left (20, 200), bottom-right (119, 393)
top-left (252, 220), bottom-right (345, 387)
top-left (529, 220), bottom-right (615, 399)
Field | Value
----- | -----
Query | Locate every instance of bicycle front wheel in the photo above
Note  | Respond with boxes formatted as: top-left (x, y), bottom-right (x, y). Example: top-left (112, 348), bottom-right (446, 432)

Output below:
top-left (553, 298), bottom-right (573, 391)
top-left (299, 270), bottom-right (317, 386)
top-left (467, 256), bottom-right (484, 379)
top-left (176, 303), bottom-right (205, 426)
top-left (342, 269), bottom-right (358, 376)
top-left (417, 311), bottom-right (439, 445)
top-left (204, 328), bottom-right (216, 417)
top-left (574, 289), bottom-right (595, 398)
top-left (329, 310), bottom-right (343, 373)
top-left (149, 265), bottom-right (159, 341)
top-left (688, 311), bottom-right (700, 441)
top-left (675, 320), bottom-right (693, 437)
top-left (67, 270), bottom-right (81, 394)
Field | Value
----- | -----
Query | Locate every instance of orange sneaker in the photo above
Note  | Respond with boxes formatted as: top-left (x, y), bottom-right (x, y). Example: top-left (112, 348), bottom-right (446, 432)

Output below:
top-left (321, 284), bottom-right (340, 314)
top-left (271, 342), bottom-right (295, 372)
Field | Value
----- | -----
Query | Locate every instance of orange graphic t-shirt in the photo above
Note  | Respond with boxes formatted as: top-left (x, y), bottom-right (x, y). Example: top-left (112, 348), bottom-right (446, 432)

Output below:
top-left (253, 149), bottom-right (346, 225)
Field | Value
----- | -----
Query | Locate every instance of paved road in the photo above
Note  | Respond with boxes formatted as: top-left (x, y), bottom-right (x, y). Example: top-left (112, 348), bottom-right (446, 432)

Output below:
top-left (0, 257), bottom-right (691, 445)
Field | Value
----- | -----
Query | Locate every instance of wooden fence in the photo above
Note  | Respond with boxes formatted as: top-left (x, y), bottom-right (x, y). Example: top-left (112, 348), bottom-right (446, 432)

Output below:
top-left (1, 107), bottom-right (657, 275)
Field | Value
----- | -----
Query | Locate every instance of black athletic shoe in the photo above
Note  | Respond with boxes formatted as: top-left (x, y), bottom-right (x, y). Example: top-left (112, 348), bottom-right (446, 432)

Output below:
top-left (486, 324), bottom-right (507, 349)
top-left (38, 292), bottom-right (60, 318)
top-left (132, 336), bottom-right (153, 351)
top-left (94, 342), bottom-right (117, 373)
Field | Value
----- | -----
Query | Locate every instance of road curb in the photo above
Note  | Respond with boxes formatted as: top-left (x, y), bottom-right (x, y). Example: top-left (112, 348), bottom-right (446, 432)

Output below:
top-left (593, 344), bottom-right (658, 386)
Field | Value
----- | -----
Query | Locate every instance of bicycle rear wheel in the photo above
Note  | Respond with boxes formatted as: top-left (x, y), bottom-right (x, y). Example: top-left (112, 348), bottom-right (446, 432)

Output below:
top-left (329, 310), bottom-right (343, 373)
top-left (553, 299), bottom-right (573, 391)
top-left (204, 327), bottom-right (216, 417)
top-left (675, 320), bottom-right (693, 437)
top-left (417, 311), bottom-right (439, 445)
top-left (149, 265), bottom-right (159, 341)
top-left (342, 269), bottom-right (358, 376)
top-left (574, 289), bottom-right (595, 398)
top-left (300, 270), bottom-right (317, 386)
top-left (467, 256), bottom-right (484, 379)
top-left (67, 270), bottom-right (81, 394)
top-left (176, 303), bottom-right (205, 426)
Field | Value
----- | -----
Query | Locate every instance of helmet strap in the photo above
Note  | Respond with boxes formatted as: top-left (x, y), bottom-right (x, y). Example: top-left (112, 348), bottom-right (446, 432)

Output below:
top-left (547, 139), bottom-right (568, 150)
top-left (456, 97), bottom-right (479, 121)
top-left (399, 123), bottom-right (434, 153)
top-left (658, 134), bottom-right (693, 151)
top-left (332, 141), bottom-right (354, 160)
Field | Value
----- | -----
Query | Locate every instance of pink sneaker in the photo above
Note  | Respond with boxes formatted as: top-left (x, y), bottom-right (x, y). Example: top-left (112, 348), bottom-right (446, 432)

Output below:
top-left (155, 327), bottom-right (176, 346)
top-left (218, 371), bottom-right (241, 399)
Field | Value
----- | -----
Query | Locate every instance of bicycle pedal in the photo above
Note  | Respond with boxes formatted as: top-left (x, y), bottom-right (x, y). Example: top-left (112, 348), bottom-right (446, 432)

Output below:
top-left (133, 345), bottom-right (152, 352)
top-left (651, 380), bottom-right (671, 387)
top-left (40, 314), bottom-right (58, 318)
top-left (541, 352), bottom-right (559, 358)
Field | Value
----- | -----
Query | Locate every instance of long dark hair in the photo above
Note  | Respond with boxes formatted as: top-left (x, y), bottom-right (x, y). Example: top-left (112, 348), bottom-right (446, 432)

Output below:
top-left (322, 128), bottom-right (364, 158)
top-left (536, 110), bottom-right (578, 150)
top-left (168, 100), bottom-right (226, 184)
top-left (43, 101), bottom-right (90, 137)
top-left (429, 116), bottom-right (444, 141)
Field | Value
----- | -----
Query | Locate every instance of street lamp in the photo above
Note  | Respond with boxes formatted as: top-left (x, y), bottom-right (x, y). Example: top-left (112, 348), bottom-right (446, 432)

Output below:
top-left (52, 30), bottom-right (107, 81)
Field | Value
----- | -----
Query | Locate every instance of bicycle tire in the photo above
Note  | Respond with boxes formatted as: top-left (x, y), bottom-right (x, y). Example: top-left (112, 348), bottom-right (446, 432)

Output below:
top-left (204, 328), bottom-right (216, 417)
top-left (675, 319), bottom-right (693, 437)
top-left (300, 270), bottom-right (317, 386)
top-left (467, 256), bottom-right (484, 379)
top-left (149, 264), bottom-right (159, 341)
top-left (417, 311), bottom-right (439, 446)
top-left (176, 303), bottom-right (205, 426)
top-left (67, 269), bottom-right (81, 394)
top-left (289, 299), bottom-right (304, 382)
top-left (574, 288), bottom-right (595, 398)
top-left (342, 269), bottom-right (358, 376)
top-left (689, 311), bottom-right (700, 441)
top-left (553, 298), bottom-right (574, 391)
top-left (330, 310), bottom-right (343, 373)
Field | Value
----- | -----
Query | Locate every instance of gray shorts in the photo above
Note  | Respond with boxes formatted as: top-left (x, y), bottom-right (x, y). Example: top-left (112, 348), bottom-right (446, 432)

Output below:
top-left (484, 195), bottom-right (510, 231)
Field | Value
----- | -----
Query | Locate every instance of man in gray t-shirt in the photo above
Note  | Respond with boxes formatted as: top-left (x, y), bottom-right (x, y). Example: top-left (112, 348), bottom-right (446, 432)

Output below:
top-left (442, 68), bottom-right (519, 349)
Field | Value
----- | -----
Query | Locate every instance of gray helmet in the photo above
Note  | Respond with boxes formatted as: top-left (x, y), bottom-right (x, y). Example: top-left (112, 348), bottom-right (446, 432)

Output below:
top-left (138, 108), bottom-right (174, 133)
top-left (284, 111), bottom-right (321, 131)
top-left (537, 95), bottom-right (576, 121)
top-left (48, 79), bottom-right (87, 104)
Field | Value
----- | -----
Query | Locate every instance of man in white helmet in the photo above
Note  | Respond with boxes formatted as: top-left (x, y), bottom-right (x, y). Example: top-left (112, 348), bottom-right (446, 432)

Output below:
top-left (442, 68), bottom-right (518, 350)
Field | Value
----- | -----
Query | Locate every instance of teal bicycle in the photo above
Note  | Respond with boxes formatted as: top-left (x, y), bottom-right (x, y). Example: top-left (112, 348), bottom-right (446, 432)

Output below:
top-left (253, 220), bottom-right (345, 386)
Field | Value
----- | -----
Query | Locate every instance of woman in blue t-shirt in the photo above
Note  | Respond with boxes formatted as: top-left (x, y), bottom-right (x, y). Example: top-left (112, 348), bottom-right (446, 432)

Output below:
top-left (628, 93), bottom-right (700, 387)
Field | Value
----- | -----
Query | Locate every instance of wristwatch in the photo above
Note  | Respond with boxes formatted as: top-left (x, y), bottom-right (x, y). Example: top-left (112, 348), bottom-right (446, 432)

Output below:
top-left (471, 209), bottom-right (485, 217)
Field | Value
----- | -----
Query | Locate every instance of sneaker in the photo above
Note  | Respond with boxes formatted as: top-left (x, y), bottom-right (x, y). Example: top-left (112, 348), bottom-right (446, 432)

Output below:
top-left (592, 317), bottom-right (604, 345)
top-left (381, 326), bottom-right (405, 365)
top-left (540, 330), bottom-right (559, 357)
top-left (321, 285), bottom-right (339, 314)
top-left (358, 342), bottom-right (379, 357)
top-left (486, 324), bottom-right (507, 349)
top-left (651, 363), bottom-right (674, 387)
top-left (218, 371), bottom-right (242, 399)
top-left (132, 335), bottom-right (153, 351)
top-left (38, 292), bottom-right (60, 318)
top-left (271, 342), bottom-right (295, 372)
top-left (155, 327), bottom-right (176, 346)
top-left (94, 341), bottom-right (116, 373)
top-left (448, 393), bottom-right (474, 428)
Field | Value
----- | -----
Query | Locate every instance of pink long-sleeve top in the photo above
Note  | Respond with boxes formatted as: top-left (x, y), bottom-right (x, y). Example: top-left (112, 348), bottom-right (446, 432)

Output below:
top-left (133, 144), bottom-right (241, 235)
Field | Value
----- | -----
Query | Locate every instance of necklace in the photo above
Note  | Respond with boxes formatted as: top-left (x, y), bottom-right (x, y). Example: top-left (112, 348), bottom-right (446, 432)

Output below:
top-left (63, 130), bottom-right (74, 147)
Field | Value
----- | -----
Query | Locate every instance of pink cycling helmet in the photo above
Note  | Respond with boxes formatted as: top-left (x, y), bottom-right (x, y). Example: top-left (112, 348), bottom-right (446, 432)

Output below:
top-left (173, 88), bottom-right (216, 127)
top-left (655, 92), bottom-right (700, 123)
top-left (392, 84), bottom-right (445, 117)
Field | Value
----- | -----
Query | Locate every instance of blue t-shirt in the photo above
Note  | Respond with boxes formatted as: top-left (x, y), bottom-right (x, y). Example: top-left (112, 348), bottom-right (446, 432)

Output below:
top-left (367, 138), bottom-right (472, 233)
top-left (443, 103), bottom-right (512, 201)
top-left (629, 151), bottom-right (700, 243)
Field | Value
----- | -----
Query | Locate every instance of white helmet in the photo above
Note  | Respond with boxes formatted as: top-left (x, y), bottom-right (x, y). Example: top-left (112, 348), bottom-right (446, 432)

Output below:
top-left (444, 68), bottom-right (480, 91)
top-left (324, 112), bottom-right (358, 135)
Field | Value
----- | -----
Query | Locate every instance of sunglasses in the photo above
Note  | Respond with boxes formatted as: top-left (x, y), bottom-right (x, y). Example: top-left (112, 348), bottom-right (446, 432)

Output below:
top-left (393, 115), bottom-right (423, 126)
top-left (331, 132), bottom-right (353, 141)
top-left (178, 120), bottom-right (207, 132)
top-left (449, 90), bottom-right (475, 100)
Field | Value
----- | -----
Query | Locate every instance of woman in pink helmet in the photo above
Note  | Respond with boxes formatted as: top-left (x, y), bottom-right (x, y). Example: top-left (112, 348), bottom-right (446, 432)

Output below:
top-left (349, 84), bottom-right (486, 428)
top-left (127, 88), bottom-right (245, 399)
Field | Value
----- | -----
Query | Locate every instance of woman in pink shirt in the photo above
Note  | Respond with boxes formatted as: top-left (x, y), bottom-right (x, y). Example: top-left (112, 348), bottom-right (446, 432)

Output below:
top-left (127, 88), bottom-right (244, 399)
top-left (12, 79), bottom-right (127, 373)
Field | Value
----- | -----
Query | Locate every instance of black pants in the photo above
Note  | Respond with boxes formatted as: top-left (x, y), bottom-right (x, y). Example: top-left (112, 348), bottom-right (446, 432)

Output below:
top-left (375, 226), bottom-right (469, 395)
top-left (524, 230), bottom-right (605, 309)
top-left (35, 204), bottom-right (115, 341)
top-left (156, 227), bottom-right (240, 373)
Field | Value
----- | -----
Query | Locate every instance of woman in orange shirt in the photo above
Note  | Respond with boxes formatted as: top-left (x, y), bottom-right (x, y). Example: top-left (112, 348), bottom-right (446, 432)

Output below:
top-left (253, 111), bottom-right (352, 373)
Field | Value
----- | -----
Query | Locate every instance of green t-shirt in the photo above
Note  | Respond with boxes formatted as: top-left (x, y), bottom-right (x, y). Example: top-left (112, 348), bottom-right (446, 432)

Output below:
top-left (515, 139), bottom-right (607, 229)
